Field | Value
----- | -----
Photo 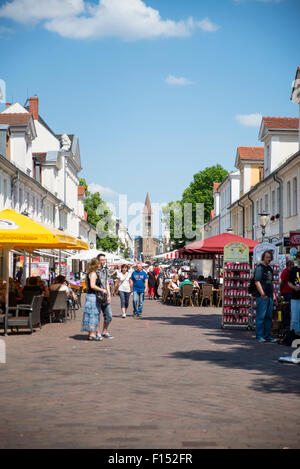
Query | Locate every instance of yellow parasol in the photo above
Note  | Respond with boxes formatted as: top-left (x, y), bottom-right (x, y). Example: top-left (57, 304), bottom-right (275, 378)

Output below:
top-left (0, 209), bottom-right (88, 322)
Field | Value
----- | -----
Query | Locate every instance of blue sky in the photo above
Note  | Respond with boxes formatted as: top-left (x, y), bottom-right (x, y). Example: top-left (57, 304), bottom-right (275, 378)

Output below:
top-left (0, 0), bottom-right (299, 213)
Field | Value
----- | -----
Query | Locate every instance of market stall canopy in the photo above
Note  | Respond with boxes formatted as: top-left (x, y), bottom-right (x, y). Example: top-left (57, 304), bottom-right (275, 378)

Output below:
top-left (153, 250), bottom-right (179, 260)
top-left (180, 233), bottom-right (259, 257)
top-left (70, 250), bottom-right (125, 262)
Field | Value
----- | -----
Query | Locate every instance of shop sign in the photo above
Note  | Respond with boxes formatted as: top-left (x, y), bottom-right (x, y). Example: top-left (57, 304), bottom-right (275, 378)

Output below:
top-left (224, 242), bottom-right (249, 263)
top-left (253, 242), bottom-right (279, 263)
top-left (290, 232), bottom-right (300, 247)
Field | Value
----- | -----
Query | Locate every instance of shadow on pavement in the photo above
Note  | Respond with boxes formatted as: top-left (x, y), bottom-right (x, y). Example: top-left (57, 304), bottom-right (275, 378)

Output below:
top-left (144, 310), bottom-right (300, 396)
top-left (69, 334), bottom-right (89, 341)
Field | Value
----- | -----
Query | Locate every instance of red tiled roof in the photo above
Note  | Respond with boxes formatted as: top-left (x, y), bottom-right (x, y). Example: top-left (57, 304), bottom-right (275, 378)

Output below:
top-left (263, 117), bottom-right (299, 130)
top-left (237, 146), bottom-right (264, 160)
top-left (0, 113), bottom-right (32, 126)
top-left (213, 183), bottom-right (220, 193)
top-left (78, 186), bottom-right (85, 196)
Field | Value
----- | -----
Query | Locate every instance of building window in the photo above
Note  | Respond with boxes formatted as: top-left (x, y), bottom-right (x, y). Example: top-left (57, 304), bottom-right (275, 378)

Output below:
top-left (271, 190), bottom-right (275, 216)
top-left (277, 187), bottom-right (280, 214)
top-left (260, 198), bottom-right (263, 213)
top-left (293, 177), bottom-right (297, 216)
top-left (287, 181), bottom-right (291, 217)
top-left (3, 179), bottom-right (8, 206)
top-left (256, 201), bottom-right (259, 225)
top-left (265, 194), bottom-right (268, 213)
top-left (265, 144), bottom-right (270, 170)
top-left (245, 207), bottom-right (248, 234)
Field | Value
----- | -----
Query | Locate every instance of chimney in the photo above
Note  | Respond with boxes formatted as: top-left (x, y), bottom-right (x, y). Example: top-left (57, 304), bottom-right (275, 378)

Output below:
top-left (5, 102), bottom-right (11, 108)
top-left (29, 96), bottom-right (39, 120)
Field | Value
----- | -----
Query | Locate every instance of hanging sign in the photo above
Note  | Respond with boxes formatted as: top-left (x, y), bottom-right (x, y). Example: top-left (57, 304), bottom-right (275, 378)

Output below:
top-left (253, 242), bottom-right (279, 263)
top-left (290, 232), bottom-right (300, 247)
top-left (224, 242), bottom-right (249, 263)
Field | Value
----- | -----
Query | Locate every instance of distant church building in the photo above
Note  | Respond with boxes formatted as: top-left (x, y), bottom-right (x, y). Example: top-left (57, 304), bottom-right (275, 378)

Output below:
top-left (134, 193), bottom-right (161, 263)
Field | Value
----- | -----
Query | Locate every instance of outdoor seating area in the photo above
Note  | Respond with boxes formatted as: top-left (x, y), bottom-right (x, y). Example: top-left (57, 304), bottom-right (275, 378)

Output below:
top-left (162, 278), bottom-right (223, 308)
top-left (0, 277), bottom-right (83, 335)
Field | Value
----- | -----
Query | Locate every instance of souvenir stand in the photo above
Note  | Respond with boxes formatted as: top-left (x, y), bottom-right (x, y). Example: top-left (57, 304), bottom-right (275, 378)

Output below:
top-left (249, 242), bottom-right (280, 331)
top-left (221, 242), bottom-right (252, 329)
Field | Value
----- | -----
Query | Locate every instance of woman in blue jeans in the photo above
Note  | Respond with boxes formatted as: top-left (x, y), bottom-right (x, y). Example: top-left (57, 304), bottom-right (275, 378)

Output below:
top-left (114, 264), bottom-right (131, 318)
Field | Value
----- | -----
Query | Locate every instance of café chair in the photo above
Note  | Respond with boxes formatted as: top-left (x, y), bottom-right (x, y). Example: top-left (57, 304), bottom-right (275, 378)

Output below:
top-left (200, 284), bottom-right (213, 307)
top-left (216, 286), bottom-right (223, 308)
top-left (2, 295), bottom-right (43, 335)
top-left (48, 290), bottom-right (68, 323)
top-left (181, 284), bottom-right (194, 307)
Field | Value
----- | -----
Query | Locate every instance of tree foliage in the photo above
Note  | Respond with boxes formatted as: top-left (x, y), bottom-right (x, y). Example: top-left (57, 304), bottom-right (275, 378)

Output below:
top-left (79, 178), bottom-right (120, 252)
top-left (163, 165), bottom-right (228, 248)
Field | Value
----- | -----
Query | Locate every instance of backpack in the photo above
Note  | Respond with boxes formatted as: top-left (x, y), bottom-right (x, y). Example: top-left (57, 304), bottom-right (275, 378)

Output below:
top-left (248, 274), bottom-right (258, 296)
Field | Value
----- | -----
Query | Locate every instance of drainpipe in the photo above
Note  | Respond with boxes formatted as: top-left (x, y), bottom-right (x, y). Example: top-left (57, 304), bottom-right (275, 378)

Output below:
top-left (247, 193), bottom-right (255, 240)
top-left (237, 200), bottom-right (245, 237)
top-left (273, 172), bottom-right (283, 253)
top-left (11, 170), bottom-right (20, 210)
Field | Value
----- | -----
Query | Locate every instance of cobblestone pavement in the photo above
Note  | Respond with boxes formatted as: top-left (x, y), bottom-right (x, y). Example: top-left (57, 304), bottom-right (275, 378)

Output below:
top-left (0, 295), bottom-right (299, 449)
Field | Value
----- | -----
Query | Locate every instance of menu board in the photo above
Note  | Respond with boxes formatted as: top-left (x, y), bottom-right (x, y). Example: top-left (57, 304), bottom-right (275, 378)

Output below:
top-left (224, 242), bottom-right (249, 263)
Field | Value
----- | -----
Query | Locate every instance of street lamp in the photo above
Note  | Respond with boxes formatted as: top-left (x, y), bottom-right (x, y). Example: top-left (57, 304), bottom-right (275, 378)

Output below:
top-left (89, 242), bottom-right (94, 249)
top-left (226, 227), bottom-right (233, 234)
top-left (259, 211), bottom-right (270, 242)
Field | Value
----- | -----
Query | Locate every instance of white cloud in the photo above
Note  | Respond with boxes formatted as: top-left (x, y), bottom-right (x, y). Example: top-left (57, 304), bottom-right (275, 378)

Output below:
top-left (0, 0), bottom-right (220, 40)
top-left (195, 17), bottom-right (220, 32)
top-left (235, 113), bottom-right (262, 127)
top-left (88, 183), bottom-right (118, 199)
top-left (165, 75), bottom-right (194, 86)
top-left (0, 0), bottom-right (85, 23)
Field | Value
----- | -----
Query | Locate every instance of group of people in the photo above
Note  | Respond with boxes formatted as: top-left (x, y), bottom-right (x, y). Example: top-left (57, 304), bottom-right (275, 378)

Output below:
top-left (254, 250), bottom-right (300, 343)
top-left (82, 254), bottom-right (154, 341)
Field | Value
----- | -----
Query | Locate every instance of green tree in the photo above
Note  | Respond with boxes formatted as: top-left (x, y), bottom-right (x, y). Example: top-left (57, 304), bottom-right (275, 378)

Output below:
top-left (79, 179), bottom-right (120, 252)
top-left (163, 164), bottom-right (228, 248)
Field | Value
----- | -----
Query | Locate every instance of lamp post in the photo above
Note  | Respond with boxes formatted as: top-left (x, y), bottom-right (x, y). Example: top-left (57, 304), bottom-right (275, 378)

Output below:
top-left (226, 227), bottom-right (233, 234)
top-left (259, 211), bottom-right (270, 242)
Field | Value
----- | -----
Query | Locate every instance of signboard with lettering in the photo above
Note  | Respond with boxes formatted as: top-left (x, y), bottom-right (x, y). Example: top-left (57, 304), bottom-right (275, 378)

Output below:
top-left (224, 242), bottom-right (249, 263)
top-left (253, 242), bottom-right (279, 263)
top-left (290, 232), bottom-right (300, 247)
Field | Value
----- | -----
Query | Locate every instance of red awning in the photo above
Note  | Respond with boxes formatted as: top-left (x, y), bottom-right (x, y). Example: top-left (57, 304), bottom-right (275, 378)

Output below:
top-left (180, 233), bottom-right (259, 256)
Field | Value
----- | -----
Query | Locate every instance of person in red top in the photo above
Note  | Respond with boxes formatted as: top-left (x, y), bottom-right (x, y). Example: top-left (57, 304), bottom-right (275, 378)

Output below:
top-left (280, 260), bottom-right (294, 327)
top-left (153, 264), bottom-right (160, 299)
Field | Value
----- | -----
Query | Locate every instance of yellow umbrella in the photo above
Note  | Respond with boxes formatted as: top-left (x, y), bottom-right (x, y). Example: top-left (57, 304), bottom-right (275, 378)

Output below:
top-left (0, 209), bottom-right (88, 323)
top-left (0, 209), bottom-right (57, 248)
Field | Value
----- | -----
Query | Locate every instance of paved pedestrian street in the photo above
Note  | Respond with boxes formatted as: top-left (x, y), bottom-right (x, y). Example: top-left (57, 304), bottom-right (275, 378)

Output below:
top-left (0, 296), bottom-right (299, 449)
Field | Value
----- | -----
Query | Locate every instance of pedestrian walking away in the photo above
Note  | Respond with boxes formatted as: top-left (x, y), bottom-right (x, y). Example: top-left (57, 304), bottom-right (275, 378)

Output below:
top-left (254, 250), bottom-right (277, 343)
top-left (114, 264), bottom-right (131, 318)
top-left (130, 263), bottom-right (148, 317)
top-left (96, 253), bottom-right (114, 339)
top-left (147, 266), bottom-right (156, 300)
top-left (153, 264), bottom-right (160, 299)
top-left (81, 258), bottom-right (105, 342)
top-left (288, 252), bottom-right (300, 336)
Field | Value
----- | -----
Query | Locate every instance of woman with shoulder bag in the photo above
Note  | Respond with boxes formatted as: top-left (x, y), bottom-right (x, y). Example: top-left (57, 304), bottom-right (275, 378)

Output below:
top-left (81, 258), bottom-right (108, 341)
top-left (114, 264), bottom-right (131, 318)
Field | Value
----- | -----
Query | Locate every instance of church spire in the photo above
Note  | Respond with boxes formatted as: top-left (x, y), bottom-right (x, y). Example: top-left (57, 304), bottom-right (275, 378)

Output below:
top-left (144, 192), bottom-right (152, 214)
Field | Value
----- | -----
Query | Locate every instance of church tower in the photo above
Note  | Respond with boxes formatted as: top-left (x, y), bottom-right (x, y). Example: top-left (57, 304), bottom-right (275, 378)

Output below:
top-left (142, 193), bottom-right (154, 263)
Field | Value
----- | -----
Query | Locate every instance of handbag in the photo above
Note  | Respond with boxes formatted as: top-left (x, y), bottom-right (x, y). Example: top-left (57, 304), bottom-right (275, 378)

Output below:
top-left (95, 276), bottom-right (108, 305)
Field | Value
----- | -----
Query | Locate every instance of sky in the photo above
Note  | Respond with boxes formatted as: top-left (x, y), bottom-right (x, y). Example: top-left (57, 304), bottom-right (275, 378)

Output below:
top-left (0, 0), bottom-right (299, 216)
